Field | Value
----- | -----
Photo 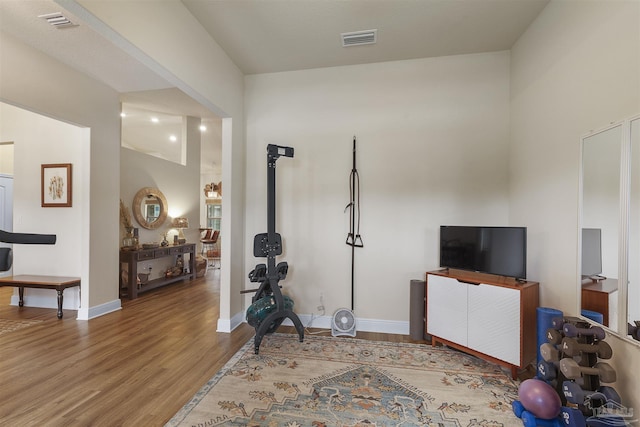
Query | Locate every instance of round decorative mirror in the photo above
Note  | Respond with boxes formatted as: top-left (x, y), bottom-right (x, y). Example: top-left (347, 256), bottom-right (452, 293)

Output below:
top-left (132, 187), bottom-right (168, 230)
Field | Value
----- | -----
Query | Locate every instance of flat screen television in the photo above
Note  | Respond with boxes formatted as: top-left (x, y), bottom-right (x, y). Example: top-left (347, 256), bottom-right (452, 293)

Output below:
top-left (581, 228), bottom-right (602, 278)
top-left (439, 225), bottom-right (527, 280)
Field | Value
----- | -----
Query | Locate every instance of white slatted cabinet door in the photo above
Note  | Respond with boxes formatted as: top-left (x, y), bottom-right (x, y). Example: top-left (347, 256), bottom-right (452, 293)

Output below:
top-left (467, 283), bottom-right (520, 365)
top-left (426, 274), bottom-right (468, 347)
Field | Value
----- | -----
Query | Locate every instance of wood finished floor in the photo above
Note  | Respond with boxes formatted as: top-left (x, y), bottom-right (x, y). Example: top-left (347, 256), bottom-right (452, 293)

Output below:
top-left (0, 270), bottom-right (427, 426)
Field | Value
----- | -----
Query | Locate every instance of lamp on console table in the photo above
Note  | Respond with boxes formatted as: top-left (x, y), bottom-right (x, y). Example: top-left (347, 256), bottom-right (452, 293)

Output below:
top-left (171, 217), bottom-right (189, 244)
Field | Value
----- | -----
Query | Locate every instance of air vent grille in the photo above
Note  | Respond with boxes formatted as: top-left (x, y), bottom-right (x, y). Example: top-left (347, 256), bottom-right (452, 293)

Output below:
top-left (38, 12), bottom-right (77, 29)
top-left (341, 30), bottom-right (377, 47)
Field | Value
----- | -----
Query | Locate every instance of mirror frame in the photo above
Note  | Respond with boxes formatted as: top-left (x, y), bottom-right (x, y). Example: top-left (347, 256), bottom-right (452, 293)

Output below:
top-left (625, 114), bottom-right (640, 343)
top-left (132, 187), bottom-right (168, 230)
top-left (578, 116), bottom-right (640, 346)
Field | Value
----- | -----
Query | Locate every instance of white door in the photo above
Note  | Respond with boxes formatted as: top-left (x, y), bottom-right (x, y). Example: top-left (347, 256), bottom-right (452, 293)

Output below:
top-left (0, 174), bottom-right (13, 277)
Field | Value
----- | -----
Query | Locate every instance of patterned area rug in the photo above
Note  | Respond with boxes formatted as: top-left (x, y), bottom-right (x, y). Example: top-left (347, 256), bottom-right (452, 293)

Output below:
top-left (0, 318), bottom-right (42, 336)
top-left (168, 334), bottom-right (520, 426)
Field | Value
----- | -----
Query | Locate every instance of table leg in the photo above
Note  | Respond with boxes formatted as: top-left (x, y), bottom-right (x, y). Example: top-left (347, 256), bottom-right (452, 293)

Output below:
top-left (129, 260), bottom-right (138, 299)
top-left (56, 289), bottom-right (63, 319)
top-left (18, 287), bottom-right (24, 307)
top-left (189, 248), bottom-right (196, 279)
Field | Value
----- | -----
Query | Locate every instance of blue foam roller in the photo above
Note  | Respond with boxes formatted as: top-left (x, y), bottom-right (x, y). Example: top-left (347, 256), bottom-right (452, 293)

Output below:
top-left (537, 307), bottom-right (563, 367)
top-left (581, 309), bottom-right (604, 324)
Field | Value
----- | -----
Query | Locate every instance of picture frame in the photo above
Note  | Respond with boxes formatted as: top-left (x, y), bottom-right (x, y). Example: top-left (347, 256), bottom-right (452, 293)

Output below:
top-left (41, 163), bottom-right (72, 207)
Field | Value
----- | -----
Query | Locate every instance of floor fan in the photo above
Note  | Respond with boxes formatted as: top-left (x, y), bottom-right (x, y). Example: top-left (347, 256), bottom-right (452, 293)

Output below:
top-left (332, 307), bottom-right (357, 337)
top-left (332, 136), bottom-right (362, 338)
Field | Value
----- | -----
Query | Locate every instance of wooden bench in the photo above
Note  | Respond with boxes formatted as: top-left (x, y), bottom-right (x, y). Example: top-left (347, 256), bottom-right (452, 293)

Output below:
top-left (0, 275), bottom-right (81, 319)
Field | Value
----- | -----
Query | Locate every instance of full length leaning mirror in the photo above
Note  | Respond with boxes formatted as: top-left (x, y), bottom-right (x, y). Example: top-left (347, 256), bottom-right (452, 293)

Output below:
top-left (132, 187), bottom-right (168, 230)
top-left (627, 116), bottom-right (640, 341)
top-left (579, 124), bottom-right (622, 331)
top-left (579, 116), bottom-right (640, 345)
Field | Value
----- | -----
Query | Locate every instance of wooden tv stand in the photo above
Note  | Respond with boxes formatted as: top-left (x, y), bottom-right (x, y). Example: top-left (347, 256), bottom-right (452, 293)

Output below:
top-left (581, 277), bottom-right (618, 327)
top-left (425, 269), bottom-right (539, 379)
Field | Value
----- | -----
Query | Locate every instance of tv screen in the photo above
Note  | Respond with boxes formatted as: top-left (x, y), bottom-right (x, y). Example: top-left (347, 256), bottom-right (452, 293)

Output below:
top-left (581, 228), bottom-right (602, 278)
top-left (439, 226), bottom-right (527, 280)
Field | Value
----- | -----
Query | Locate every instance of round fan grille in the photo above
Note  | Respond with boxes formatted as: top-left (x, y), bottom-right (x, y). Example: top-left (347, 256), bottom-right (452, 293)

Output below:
top-left (333, 308), bottom-right (355, 331)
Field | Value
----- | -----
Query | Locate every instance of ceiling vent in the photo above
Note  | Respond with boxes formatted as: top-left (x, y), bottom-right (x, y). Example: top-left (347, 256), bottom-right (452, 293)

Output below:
top-left (38, 12), bottom-right (77, 29)
top-left (341, 29), bottom-right (377, 47)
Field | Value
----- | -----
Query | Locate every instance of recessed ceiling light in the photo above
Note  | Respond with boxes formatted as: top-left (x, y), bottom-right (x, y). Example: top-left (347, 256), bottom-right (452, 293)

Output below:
top-left (120, 112), bottom-right (126, 118)
top-left (199, 125), bottom-right (207, 132)
top-left (151, 117), bottom-right (159, 123)
top-left (169, 135), bottom-right (177, 142)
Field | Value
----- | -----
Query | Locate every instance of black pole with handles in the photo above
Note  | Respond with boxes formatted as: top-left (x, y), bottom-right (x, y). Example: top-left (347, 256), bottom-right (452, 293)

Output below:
top-left (345, 137), bottom-right (363, 311)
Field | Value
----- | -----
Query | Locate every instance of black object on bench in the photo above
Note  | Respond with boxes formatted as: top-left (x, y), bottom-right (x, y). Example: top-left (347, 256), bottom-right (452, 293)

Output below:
top-left (1, 229), bottom-right (57, 272)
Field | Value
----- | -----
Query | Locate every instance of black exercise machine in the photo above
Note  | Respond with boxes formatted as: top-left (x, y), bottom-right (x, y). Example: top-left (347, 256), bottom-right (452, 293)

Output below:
top-left (245, 144), bottom-right (304, 354)
top-left (0, 229), bottom-right (57, 272)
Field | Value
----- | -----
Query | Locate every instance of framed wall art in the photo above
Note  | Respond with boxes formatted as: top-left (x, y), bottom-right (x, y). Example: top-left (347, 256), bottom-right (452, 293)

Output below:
top-left (41, 163), bottom-right (72, 207)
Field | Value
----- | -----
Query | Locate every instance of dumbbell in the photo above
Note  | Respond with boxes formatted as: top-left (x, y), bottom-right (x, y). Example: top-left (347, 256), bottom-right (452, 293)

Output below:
top-left (540, 343), bottom-right (560, 362)
top-left (596, 385), bottom-right (621, 404)
top-left (538, 360), bottom-right (559, 381)
top-left (628, 321), bottom-right (640, 341)
top-left (538, 343), bottom-right (561, 380)
top-left (512, 400), bottom-right (525, 417)
top-left (513, 400), bottom-right (564, 427)
top-left (561, 337), bottom-right (612, 359)
top-left (562, 381), bottom-right (607, 405)
top-left (563, 323), bottom-right (606, 340)
top-left (551, 316), bottom-right (566, 329)
top-left (547, 328), bottom-right (564, 345)
top-left (521, 411), bottom-right (563, 427)
top-left (560, 406), bottom-right (586, 427)
top-left (560, 359), bottom-right (616, 383)
top-left (558, 407), bottom-right (624, 427)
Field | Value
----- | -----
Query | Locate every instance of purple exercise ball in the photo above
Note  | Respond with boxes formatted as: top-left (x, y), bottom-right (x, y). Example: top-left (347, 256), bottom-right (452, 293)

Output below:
top-left (518, 378), bottom-right (561, 419)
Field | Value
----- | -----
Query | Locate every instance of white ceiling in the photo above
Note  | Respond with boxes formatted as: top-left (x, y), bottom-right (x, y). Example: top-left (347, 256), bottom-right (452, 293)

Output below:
top-left (182, 0), bottom-right (550, 75)
top-left (0, 0), bottom-right (550, 170)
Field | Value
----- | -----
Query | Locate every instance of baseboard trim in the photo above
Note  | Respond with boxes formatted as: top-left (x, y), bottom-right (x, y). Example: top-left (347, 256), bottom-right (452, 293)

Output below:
top-left (221, 312), bottom-right (409, 336)
top-left (283, 314), bottom-right (410, 335)
top-left (10, 288), bottom-right (80, 310)
top-left (11, 293), bottom-right (121, 320)
top-left (217, 310), bottom-right (246, 333)
top-left (77, 299), bottom-right (121, 320)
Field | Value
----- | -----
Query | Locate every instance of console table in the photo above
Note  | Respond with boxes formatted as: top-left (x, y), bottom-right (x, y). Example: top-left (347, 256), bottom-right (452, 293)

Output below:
top-left (0, 274), bottom-right (81, 319)
top-left (119, 243), bottom-right (195, 299)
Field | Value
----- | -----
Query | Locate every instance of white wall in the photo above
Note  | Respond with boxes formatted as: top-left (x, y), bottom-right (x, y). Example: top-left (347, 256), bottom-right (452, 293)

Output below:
top-left (510, 0), bottom-right (640, 412)
top-left (0, 31), bottom-right (121, 318)
top-left (0, 144), bottom-right (13, 175)
top-left (120, 116), bottom-right (202, 250)
top-left (200, 118), bottom-right (223, 228)
top-left (245, 52), bottom-right (511, 329)
top-left (0, 103), bottom-right (85, 309)
top-left (75, 0), bottom-right (245, 330)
